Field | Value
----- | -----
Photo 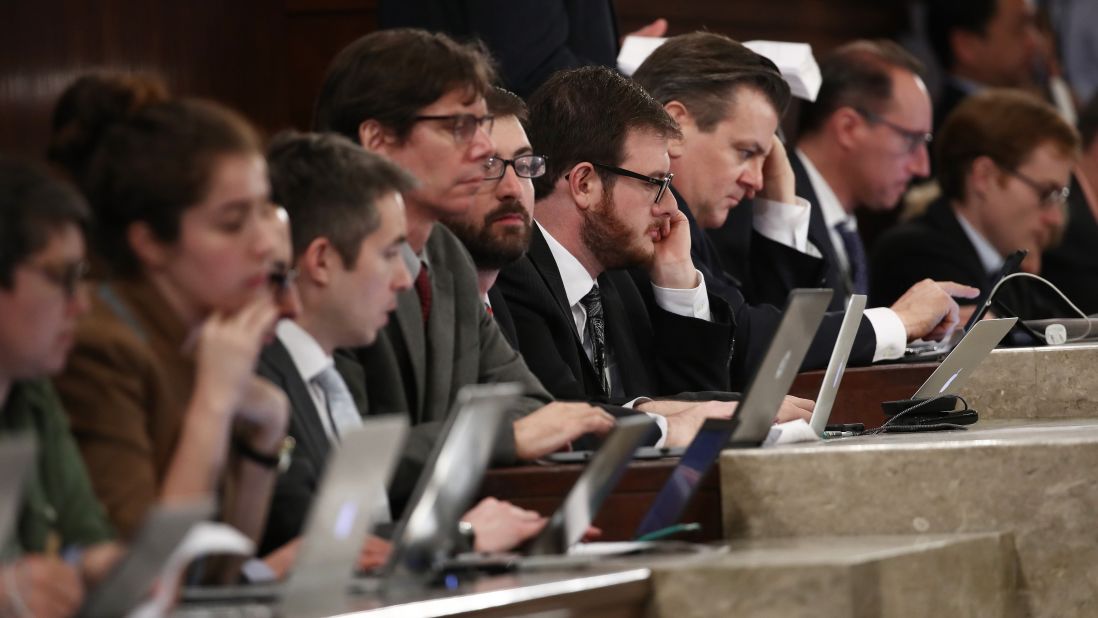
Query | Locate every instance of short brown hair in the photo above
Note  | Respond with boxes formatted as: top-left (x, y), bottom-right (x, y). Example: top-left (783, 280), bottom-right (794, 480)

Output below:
top-left (86, 98), bottom-right (262, 276)
top-left (632, 32), bottom-right (791, 131)
top-left (485, 87), bottom-right (527, 124)
top-left (314, 28), bottom-right (497, 143)
top-left (528, 66), bottom-right (681, 200)
top-left (267, 131), bottom-right (416, 264)
top-left (936, 89), bottom-right (1080, 202)
top-left (797, 39), bottom-right (925, 136)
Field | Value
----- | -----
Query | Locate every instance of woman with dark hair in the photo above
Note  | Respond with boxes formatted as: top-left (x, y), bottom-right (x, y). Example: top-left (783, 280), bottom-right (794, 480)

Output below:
top-left (52, 94), bottom-right (295, 580)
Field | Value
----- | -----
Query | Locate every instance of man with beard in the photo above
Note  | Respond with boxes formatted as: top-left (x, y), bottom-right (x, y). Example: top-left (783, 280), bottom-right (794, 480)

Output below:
top-left (439, 87), bottom-right (537, 346)
top-left (496, 67), bottom-right (815, 423)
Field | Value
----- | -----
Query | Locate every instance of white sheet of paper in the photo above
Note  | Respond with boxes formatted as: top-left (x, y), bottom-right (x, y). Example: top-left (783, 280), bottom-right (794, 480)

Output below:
top-left (763, 419), bottom-right (822, 447)
top-left (617, 36), bottom-right (821, 101)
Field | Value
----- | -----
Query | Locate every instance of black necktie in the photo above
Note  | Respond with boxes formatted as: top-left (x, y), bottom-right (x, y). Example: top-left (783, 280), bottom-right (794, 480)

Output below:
top-left (579, 285), bottom-right (610, 398)
top-left (834, 222), bottom-right (869, 295)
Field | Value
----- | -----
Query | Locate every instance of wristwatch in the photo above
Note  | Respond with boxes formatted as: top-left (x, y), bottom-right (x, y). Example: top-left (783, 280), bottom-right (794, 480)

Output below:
top-left (235, 435), bottom-right (295, 474)
top-left (456, 520), bottom-right (477, 553)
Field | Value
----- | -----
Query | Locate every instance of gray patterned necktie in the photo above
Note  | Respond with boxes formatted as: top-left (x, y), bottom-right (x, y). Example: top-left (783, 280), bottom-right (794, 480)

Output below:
top-left (579, 284), bottom-right (610, 398)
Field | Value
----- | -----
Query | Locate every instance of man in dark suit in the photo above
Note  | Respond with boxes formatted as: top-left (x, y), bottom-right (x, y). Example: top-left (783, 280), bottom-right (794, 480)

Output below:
top-left (259, 132), bottom-right (559, 559)
top-left (633, 33), bottom-right (975, 374)
top-left (872, 91), bottom-right (1079, 328)
top-left (313, 31), bottom-right (615, 491)
top-left (378, 0), bottom-right (667, 98)
top-left (925, 0), bottom-right (1041, 133)
top-left (496, 66), bottom-right (816, 425)
top-left (1042, 95), bottom-right (1098, 315)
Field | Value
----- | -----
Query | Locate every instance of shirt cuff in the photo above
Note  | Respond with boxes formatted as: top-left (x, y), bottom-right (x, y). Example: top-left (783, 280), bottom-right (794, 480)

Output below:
top-left (624, 397), bottom-right (667, 448)
top-left (752, 196), bottom-right (813, 253)
top-left (865, 307), bottom-right (907, 361)
top-left (651, 269), bottom-right (712, 321)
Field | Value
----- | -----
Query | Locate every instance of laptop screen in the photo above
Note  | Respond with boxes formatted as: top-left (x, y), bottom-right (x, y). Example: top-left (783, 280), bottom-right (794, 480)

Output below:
top-left (633, 418), bottom-right (737, 539)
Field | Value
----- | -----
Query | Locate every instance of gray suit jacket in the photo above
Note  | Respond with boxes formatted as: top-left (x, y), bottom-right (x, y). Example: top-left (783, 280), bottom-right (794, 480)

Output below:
top-left (348, 224), bottom-right (552, 513)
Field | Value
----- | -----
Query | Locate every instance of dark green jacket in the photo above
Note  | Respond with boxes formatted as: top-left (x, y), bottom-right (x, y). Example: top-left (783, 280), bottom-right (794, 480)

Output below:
top-left (1, 380), bottom-right (112, 555)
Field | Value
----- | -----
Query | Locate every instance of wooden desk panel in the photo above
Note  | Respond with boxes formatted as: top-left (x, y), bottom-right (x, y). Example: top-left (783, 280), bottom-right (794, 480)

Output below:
top-left (789, 361), bottom-right (937, 428)
top-left (479, 460), bottom-right (722, 543)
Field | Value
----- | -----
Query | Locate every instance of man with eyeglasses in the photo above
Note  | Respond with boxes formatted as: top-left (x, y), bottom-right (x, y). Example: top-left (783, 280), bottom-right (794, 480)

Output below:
top-left (496, 66), bottom-right (817, 433)
top-left (871, 90), bottom-right (1079, 325)
top-left (314, 30), bottom-right (618, 513)
top-left (0, 157), bottom-right (123, 617)
top-left (634, 33), bottom-right (977, 379)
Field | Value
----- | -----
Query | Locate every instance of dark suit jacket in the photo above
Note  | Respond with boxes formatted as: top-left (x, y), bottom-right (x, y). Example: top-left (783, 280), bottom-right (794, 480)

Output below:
top-left (1041, 175), bottom-right (1098, 314)
top-left (256, 339), bottom-right (371, 555)
top-left (679, 188), bottom-right (876, 385)
top-left (870, 197), bottom-right (1064, 325)
top-left (348, 225), bottom-right (553, 515)
top-left (379, 0), bottom-right (618, 98)
top-left (496, 226), bottom-right (735, 401)
top-left (487, 285), bottom-right (518, 349)
top-left (934, 78), bottom-right (970, 135)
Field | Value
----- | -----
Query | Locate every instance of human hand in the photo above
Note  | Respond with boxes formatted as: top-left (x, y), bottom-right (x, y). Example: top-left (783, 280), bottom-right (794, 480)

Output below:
top-left (1, 556), bottom-right (84, 618)
top-left (625, 18), bottom-right (668, 40)
top-left (890, 279), bottom-right (980, 341)
top-left (192, 294), bottom-right (280, 422)
top-left (648, 208), bottom-right (699, 290)
top-left (79, 542), bottom-right (125, 587)
top-left (513, 402), bottom-right (615, 460)
top-left (634, 399), bottom-right (696, 416)
top-left (757, 135), bottom-right (796, 204)
top-left (233, 376), bottom-right (290, 455)
top-left (462, 498), bottom-right (547, 553)
top-left (774, 395), bottom-right (814, 424)
top-left (357, 535), bottom-right (392, 572)
top-left (663, 400), bottom-right (737, 447)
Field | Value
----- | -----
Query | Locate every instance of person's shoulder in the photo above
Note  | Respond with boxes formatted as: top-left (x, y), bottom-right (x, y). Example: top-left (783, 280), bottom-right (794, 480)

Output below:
top-left (427, 224), bottom-right (477, 276)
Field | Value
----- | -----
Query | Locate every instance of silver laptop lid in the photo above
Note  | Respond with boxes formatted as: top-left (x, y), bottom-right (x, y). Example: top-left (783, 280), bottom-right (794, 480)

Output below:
top-left (729, 289), bottom-right (833, 445)
top-left (78, 499), bottom-right (214, 618)
top-left (526, 414), bottom-right (656, 556)
top-left (809, 294), bottom-right (867, 435)
top-left (0, 435), bottom-right (35, 547)
top-left (386, 383), bottom-right (521, 577)
top-left (913, 317), bottom-right (1018, 399)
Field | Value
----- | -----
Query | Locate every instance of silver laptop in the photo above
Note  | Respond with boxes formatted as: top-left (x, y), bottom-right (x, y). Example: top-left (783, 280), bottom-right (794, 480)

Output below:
top-left (78, 500), bottom-right (214, 618)
top-left (913, 317), bottom-right (1018, 399)
top-left (809, 294), bottom-right (867, 435)
top-left (379, 383), bottom-right (521, 579)
top-left (0, 435), bottom-right (36, 547)
top-left (728, 288), bottom-right (834, 447)
top-left (179, 414), bottom-right (410, 610)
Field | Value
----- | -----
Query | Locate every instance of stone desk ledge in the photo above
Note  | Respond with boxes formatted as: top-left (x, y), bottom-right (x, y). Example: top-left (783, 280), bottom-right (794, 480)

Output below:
top-left (641, 533), bottom-right (1015, 618)
top-left (720, 420), bottom-right (1098, 618)
top-left (959, 343), bottom-right (1098, 420)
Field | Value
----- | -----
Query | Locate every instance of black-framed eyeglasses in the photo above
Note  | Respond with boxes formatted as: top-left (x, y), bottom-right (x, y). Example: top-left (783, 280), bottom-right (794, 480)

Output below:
top-left (24, 259), bottom-right (89, 299)
top-left (484, 154), bottom-right (548, 180)
top-left (411, 113), bottom-right (494, 144)
top-left (591, 163), bottom-right (674, 204)
top-left (853, 108), bottom-right (932, 154)
top-left (993, 161), bottom-right (1071, 209)
top-left (268, 263), bottom-right (298, 295)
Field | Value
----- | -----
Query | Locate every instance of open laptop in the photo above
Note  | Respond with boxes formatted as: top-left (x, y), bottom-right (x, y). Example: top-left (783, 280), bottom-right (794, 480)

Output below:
top-left (0, 435), bottom-right (36, 545)
top-left (897, 250), bottom-right (1027, 362)
top-left (178, 414), bottom-right (410, 610)
top-left (912, 317), bottom-right (1018, 399)
top-left (78, 500), bottom-right (214, 618)
top-left (378, 383), bottom-right (520, 580)
top-left (727, 288), bottom-right (834, 448)
top-left (808, 294), bottom-right (867, 436)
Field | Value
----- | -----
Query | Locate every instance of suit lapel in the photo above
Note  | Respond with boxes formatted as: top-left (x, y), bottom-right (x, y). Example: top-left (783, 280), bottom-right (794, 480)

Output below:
top-left (392, 289), bottom-right (427, 421)
top-left (424, 246), bottom-right (455, 421)
top-left (794, 151), bottom-right (851, 307)
top-left (258, 341), bottom-right (331, 471)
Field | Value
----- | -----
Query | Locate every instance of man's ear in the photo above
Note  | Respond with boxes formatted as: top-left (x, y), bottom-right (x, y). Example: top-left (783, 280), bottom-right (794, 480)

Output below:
top-left (358, 119), bottom-right (395, 155)
top-left (566, 162), bottom-right (603, 212)
top-left (126, 222), bottom-right (169, 271)
top-left (950, 29), bottom-right (982, 72)
top-left (967, 155), bottom-right (1000, 202)
top-left (300, 237), bottom-right (340, 287)
top-left (830, 107), bottom-right (865, 151)
top-left (663, 101), bottom-right (693, 159)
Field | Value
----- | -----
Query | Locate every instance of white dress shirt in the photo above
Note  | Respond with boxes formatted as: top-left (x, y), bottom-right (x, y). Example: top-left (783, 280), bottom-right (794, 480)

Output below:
top-left (955, 209), bottom-right (1005, 276)
top-left (277, 319), bottom-right (341, 442)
